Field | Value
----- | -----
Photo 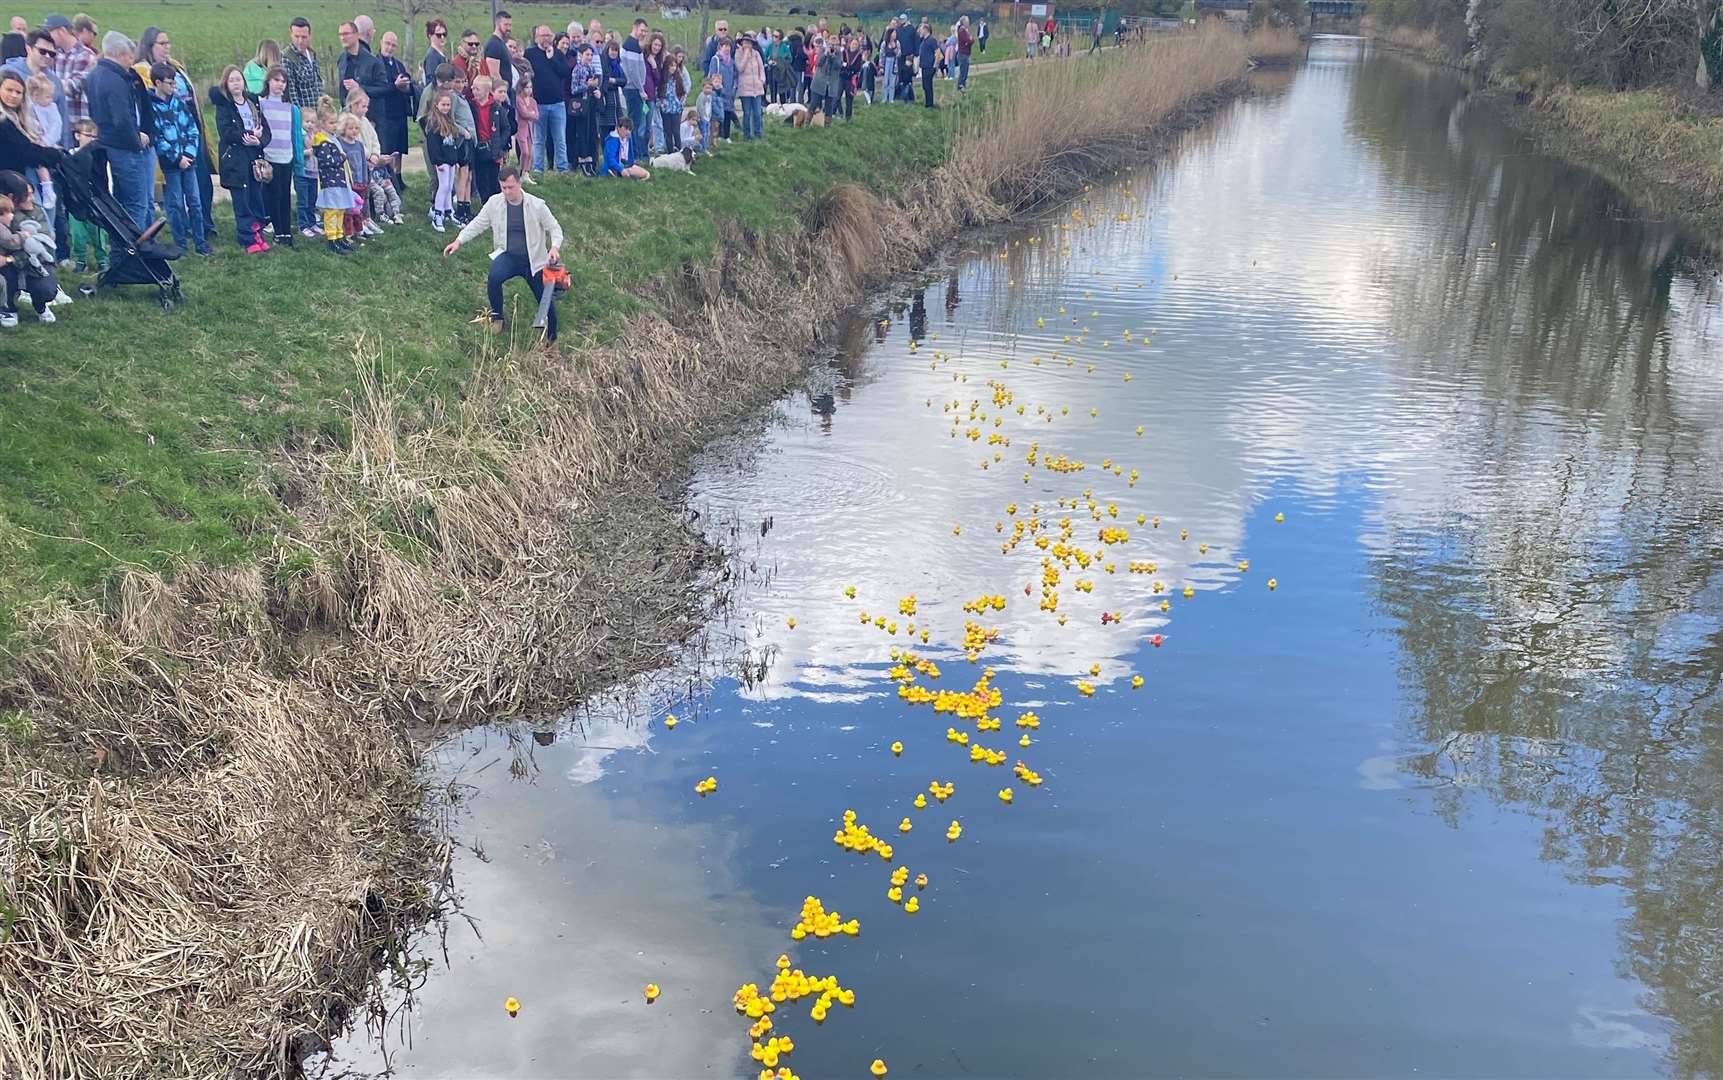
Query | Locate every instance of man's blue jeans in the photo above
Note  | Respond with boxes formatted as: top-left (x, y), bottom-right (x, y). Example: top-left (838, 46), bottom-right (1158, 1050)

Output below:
top-left (624, 88), bottom-right (648, 162)
top-left (535, 100), bottom-right (568, 171)
top-left (105, 145), bottom-right (154, 231)
top-left (957, 53), bottom-right (970, 90)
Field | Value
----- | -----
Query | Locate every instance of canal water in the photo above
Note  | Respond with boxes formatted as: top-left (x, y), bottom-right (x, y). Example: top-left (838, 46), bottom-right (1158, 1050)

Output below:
top-left (328, 39), bottom-right (1723, 1079)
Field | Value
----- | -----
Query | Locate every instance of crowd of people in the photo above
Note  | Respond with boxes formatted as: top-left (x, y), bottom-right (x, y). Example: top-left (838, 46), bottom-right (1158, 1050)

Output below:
top-left (0, 6), bottom-right (1053, 333)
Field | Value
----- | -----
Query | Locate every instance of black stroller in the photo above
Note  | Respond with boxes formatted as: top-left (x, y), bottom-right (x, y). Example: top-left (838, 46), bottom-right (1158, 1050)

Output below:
top-left (58, 147), bottom-right (184, 310)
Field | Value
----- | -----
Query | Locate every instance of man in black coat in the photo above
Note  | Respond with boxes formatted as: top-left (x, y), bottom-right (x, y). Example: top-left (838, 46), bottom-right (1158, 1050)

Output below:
top-left (336, 20), bottom-right (393, 105)
top-left (85, 32), bottom-right (155, 229)
top-left (525, 24), bottom-right (570, 172)
top-left (375, 30), bottom-right (415, 183)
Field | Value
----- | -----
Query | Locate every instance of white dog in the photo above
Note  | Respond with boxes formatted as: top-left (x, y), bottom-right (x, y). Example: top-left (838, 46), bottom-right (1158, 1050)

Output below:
top-left (765, 101), bottom-right (808, 121)
top-left (648, 146), bottom-right (697, 174)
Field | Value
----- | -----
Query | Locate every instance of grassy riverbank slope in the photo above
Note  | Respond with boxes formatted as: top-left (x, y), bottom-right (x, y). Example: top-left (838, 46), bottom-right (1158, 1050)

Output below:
top-left (0, 31), bottom-right (1254, 1080)
top-left (1504, 83), bottom-right (1723, 238)
top-left (0, 73), bottom-right (957, 643)
top-left (1362, 14), bottom-right (1723, 243)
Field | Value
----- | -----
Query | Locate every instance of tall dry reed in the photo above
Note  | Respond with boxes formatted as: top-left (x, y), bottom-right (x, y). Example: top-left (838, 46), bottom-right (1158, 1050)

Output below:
top-left (1247, 26), bottom-right (1306, 65)
top-left (940, 25), bottom-right (1249, 221)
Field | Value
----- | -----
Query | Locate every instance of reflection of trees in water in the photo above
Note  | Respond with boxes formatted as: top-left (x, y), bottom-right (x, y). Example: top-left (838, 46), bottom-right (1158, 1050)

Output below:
top-left (1350, 51), bottom-right (1723, 1076)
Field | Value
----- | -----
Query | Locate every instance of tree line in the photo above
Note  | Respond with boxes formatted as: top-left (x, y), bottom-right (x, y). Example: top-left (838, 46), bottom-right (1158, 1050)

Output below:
top-left (1374, 0), bottom-right (1723, 90)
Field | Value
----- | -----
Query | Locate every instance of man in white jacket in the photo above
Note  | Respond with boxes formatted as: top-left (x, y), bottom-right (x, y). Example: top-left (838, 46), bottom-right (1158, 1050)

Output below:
top-left (443, 166), bottom-right (565, 340)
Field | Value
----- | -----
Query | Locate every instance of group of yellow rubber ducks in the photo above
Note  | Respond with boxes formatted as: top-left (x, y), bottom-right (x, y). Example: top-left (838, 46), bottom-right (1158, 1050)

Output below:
top-left (565, 180), bottom-right (1286, 1078)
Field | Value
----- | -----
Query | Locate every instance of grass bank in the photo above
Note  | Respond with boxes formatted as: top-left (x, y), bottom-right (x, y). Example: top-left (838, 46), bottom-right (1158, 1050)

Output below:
top-left (1501, 82), bottom-right (1723, 239)
top-left (1362, 20), bottom-right (1723, 243)
top-left (0, 29), bottom-right (1252, 1080)
top-left (0, 67), bottom-right (956, 644)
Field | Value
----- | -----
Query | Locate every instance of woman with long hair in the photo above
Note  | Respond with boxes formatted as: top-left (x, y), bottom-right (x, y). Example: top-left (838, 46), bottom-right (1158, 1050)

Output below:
top-left (209, 64), bottom-right (273, 251)
top-left (878, 28), bottom-right (898, 105)
top-left (643, 31), bottom-right (668, 153)
top-left (0, 69), bottom-right (57, 178)
top-left (596, 40), bottom-right (625, 155)
top-left (243, 39), bottom-right (280, 95)
top-left (568, 41), bottom-right (600, 175)
top-left (658, 52), bottom-right (687, 154)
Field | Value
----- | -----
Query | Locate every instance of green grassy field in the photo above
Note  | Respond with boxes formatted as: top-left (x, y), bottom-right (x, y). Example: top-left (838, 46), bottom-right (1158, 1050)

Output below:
top-left (0, 54), bottom-right (988, 643)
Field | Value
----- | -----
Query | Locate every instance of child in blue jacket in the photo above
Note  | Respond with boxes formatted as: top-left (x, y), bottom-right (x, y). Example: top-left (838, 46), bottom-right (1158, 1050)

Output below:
top-left (602, 117), bottom-right (650, 179)
top-left (148, 62), bottom-right (210, 254)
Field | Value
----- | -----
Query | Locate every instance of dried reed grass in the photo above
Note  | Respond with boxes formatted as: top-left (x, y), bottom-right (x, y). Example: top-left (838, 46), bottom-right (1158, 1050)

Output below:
top-left (938, 25), bottom-right (1249, 223)
top-left (1247, 27), bottom-right (1306, 65)
top-left (0, 30), bottom-right (1255, 1080)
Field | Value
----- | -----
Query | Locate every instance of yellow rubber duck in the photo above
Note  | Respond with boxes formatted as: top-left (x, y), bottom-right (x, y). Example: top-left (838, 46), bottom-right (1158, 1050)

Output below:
top-left (903, 896), bottom-right (920, 914)
top-left (914, 793), bottom-right (927, 809)
top-left (998, 787), bottom-right (1014, 804)
top-left (664, 714), bottom-right (678, 730)
top-left (1268, 578), bottom-right (1278, 590)
top-left (1131, 675), bottom-right (1144, 689)
top-left (505, 996), bottom-right (520, 1017)
top-left (887, 885), bottom-right (903, 903)
top-left (891, 741), bottom-right (903, 756)
top-left (845, 585), bottom-right (857, 598)
top-left (787, 617), bottom-right (797, 629)
top-left (1274, 512), bottom-right (1285, 523)
top-left (644, 983), bottom-right (660, 1004)
top-left (898, 817), bottom-right (912, 833)
top-left (915, 872), bottom-right (928, 889)
top-left (872, 1061), bottom-right (889, 1078)
top-left (776, 953), bottom-right (791, 970)
top-left (1183, 586), bottom-right (1194, 599)
top-left (1019, 733), bottom-right (1031, 747)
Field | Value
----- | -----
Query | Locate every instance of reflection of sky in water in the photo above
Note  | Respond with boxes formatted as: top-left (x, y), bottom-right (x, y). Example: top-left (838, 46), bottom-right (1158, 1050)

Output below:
top-left (331, 40), bottom-right (1723, 1078)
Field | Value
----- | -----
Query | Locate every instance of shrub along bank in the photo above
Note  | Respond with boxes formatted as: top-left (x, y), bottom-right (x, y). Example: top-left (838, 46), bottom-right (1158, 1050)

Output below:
top-left (1364, 4), bottom-right (1723, 243)
top-left (0, 30), bottom-right (1254, 1080)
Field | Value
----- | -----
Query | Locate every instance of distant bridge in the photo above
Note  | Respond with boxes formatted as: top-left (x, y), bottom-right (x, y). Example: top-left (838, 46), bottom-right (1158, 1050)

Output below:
top-left (1308, 0), bottom-right (1368, 21)
top-left (1195, 0), bottom-right (1369, 24)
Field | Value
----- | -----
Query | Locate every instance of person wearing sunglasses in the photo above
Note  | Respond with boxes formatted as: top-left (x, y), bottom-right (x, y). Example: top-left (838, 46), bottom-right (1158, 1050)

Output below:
top-left (1, 31), bottom-right (69, 149)
top-left (422, 18), bottom-right (448, 88)
top-left (453, 31), bottom-right (482, 96)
